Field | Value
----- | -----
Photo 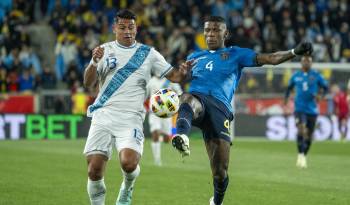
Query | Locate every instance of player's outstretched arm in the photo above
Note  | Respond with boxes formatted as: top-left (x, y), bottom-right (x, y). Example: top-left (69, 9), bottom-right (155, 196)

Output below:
top-left (165, 60), bottom-right (194, 83)
top-left (84, 46), bottom-right (104, 88)
top-left (256, 42), bottom-right (313, 66)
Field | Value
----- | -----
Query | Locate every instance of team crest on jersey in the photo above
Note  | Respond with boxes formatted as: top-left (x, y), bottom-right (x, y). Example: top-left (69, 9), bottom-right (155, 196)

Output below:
top-left (221, 52), bottom-right (229, 60)
top-left (309, 76), bottom-right (315, 81)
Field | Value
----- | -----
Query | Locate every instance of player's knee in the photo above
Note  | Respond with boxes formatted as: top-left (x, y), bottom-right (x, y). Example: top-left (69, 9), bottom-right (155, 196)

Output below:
top-left (213, 167), bottom-right (228, 181)
top-left (179, 93), bottom-right (193, 104)
top-left (297, 125), bottom-right (306, 136)
top-left (120, 158), bottom-right (138, 173)
top-left (179, 93), bottom-right (202, 117)
top-left (213, 172), bottom-right (227, 182)
top-left (88, 164), bottom-right (104, 180)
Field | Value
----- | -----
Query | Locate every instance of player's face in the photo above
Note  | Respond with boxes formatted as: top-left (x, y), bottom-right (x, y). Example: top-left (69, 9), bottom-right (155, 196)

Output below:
top-left (204, 21), bottom-right (228, 50)
top-left (113, 18), bottom-right (137, 47)
top-left (301, 56), bottom-right (312, 71)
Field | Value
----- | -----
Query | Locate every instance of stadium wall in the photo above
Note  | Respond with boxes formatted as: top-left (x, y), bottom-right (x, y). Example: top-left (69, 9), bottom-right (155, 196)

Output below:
top-left (1, 114), bottom-right (348, 141)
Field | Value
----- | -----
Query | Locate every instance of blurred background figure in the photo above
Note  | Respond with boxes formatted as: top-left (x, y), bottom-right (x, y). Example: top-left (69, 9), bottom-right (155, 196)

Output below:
top-left (146, 76), bottom-right (182, 166)
top-left (331, 84), bottom-right (349, 141)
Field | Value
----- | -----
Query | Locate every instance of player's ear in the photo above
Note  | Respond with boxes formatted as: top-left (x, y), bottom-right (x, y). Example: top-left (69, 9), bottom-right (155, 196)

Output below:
top-left (112, 23), bottom-right (116, 34)
top-left (224, 30), bottom-right (229, 39)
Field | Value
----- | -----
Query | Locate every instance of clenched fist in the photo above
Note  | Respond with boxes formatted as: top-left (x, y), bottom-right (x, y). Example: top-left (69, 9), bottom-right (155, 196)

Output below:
top-left (92, 47), bottom-right (104, 63)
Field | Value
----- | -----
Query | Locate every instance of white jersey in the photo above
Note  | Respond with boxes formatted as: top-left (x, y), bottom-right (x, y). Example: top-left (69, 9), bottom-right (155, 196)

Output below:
top-left (87, 41), bottom-right (173, 127)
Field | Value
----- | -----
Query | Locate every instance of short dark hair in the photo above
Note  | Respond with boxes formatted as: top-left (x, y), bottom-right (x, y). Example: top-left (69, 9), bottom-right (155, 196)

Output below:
top-left (204, 16), bottom-right (226, 24)
top-left (114, 9), bottom-right (136, 23)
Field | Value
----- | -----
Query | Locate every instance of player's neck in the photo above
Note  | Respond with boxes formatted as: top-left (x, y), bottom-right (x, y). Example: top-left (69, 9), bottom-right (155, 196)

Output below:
top-left (302, 68), bottom-right (310, 73)
top-left (115, 40), bottom-right (137, 48)
top-left (208, 47), bottom-right (225, 52)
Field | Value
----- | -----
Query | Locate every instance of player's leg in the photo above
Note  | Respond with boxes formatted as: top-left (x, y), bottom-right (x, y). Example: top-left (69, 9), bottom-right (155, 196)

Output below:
top-left (84, 124), bottom-right (113, 205)
top-left (295, 113), bottom-right (307, 167)
top-left (149, 113), bottom-right (162, 166)
top-left (172, 93), bottom-right (204, 156)
top-left (86, 155), bottom-right (108, 205)
top-left (205, 138), bottom-right (230, 205)
top-left (151, 130), bottom-right (162, 166)
top-left (115, 128), bottom-right (144, 205)
top-left (203, 95), bottom-right (232, 205)
top-left (339, 116), bottom-right (347, 141)
top-left (116, 149), bottom-right (141, 205)
top-left (304, 115), bottom-right (317, 155)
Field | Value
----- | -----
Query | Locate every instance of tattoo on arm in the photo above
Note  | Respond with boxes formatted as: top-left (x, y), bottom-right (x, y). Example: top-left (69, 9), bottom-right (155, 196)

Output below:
top-left (256, 50), bottom-right (295, 66)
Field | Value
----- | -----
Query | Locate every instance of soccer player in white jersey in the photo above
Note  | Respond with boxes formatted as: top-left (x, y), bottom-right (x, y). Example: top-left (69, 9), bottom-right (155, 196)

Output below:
top-left (147, 76), bottom-right (183, 166)
top-left (83, 10), bottom-right (192, 205)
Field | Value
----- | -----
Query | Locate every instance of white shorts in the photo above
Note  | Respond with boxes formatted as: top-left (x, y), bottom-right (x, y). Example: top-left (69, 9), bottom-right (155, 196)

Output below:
top-left (148, 113), bottom-right (172, 135)
top-left (83, 110), bottom-right (145, 159)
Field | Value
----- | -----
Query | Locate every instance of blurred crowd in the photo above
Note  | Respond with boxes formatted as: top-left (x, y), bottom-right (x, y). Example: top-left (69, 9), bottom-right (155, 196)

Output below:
top-left (1, 0), bottom-right (350, 113)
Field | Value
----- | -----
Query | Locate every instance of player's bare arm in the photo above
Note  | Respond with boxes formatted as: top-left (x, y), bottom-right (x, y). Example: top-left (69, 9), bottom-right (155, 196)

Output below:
top-left (83, 46), bottom-right (104, 88)
top-left (256, 42), bottom-right (313, 66)
top-left (165, 60), bottom-right (194, 83)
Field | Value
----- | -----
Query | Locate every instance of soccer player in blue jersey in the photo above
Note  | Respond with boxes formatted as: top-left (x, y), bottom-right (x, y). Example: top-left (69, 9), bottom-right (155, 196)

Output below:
top-left (171, 16), bottom-right (313, 205)
top-left (285, 55), bottom-right (328, 169)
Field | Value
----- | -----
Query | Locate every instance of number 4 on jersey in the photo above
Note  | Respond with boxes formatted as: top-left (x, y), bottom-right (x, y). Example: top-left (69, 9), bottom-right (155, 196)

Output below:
top-left (302, 82), bottom-right (308, 91)
top-left (205, 61), bottom-right (213, 71)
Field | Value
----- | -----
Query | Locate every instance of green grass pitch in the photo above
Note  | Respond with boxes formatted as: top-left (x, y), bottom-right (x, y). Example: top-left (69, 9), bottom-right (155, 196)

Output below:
top-left (0, 135), bottom-right (349, 205)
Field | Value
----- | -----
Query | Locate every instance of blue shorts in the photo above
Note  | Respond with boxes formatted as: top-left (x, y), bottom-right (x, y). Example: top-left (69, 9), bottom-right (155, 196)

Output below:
top-left (191, 92), bottom-right (234, 143)
top-left (294, 112), bottom-right (317, 134)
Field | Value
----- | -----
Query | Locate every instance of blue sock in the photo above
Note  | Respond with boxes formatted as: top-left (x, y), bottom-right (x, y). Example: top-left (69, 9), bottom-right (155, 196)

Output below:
top-left (176, 103), bottom-right (193, 136)
top-left (213, 176), bottom-right (229, 205)
top-left (297, 135), bottom-right (304, 154)
top-left (304, 139), bottom-right (312, 155)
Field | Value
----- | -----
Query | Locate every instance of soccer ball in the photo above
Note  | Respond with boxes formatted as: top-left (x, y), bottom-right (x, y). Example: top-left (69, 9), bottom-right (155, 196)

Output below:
top-left (150, 88), bottom-right (180, 118)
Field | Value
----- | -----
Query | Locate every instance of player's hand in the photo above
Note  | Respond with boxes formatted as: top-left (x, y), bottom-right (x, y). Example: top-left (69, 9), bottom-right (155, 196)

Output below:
top-left (179, 59), bottom-right (195, 76)
top-left (92, 47), bottom-right (104, 63)
top-left (293, 42), bottom-right (313, 55)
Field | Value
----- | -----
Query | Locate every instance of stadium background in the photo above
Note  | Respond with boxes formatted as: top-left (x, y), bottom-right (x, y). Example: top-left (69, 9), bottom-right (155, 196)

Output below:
top-left (0, 1), bottom-right (350, 205)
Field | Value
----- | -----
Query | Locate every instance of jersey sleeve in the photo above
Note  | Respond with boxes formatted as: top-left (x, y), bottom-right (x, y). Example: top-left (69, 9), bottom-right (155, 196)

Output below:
top-left (150, 48), bottom-right (173, 78)
top-left (236, 47), bottom-right (257, 68)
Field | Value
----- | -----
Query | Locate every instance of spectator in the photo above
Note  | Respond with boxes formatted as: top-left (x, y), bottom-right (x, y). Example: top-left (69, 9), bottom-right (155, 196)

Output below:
top-left (0, 68), bottom-right (7, 93)
top-left (18, 68), bottom-right (34, 93)
top-left (38, 67), bottom-right (57, 89)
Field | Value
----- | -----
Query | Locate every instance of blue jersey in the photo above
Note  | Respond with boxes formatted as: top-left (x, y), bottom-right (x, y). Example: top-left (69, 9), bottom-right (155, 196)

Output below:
top-left (187, 46), bottom-right (257, 112)
top-left (287, 70), bottom-right (328, 115)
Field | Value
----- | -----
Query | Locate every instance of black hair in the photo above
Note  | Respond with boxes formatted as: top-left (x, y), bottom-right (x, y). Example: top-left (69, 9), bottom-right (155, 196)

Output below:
top-left (114, 9), bottom-right (137, 23)
top-left (204, 16), bottom-right (226, 24)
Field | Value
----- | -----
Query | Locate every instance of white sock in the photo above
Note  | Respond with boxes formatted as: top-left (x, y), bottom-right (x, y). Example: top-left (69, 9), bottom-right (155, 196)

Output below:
top-left (87, 178), bottom-right (106, 205)
top-left (151, 141), bottom-right (161, 164)
top-left (122, 165), bottom-right (140, 191)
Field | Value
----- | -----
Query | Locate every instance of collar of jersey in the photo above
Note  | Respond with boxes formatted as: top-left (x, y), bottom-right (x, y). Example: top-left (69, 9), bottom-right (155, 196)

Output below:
top-left (115, 40), bottom-right (137, 49)
top-left (207, 47), bottom-right (226, 53)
